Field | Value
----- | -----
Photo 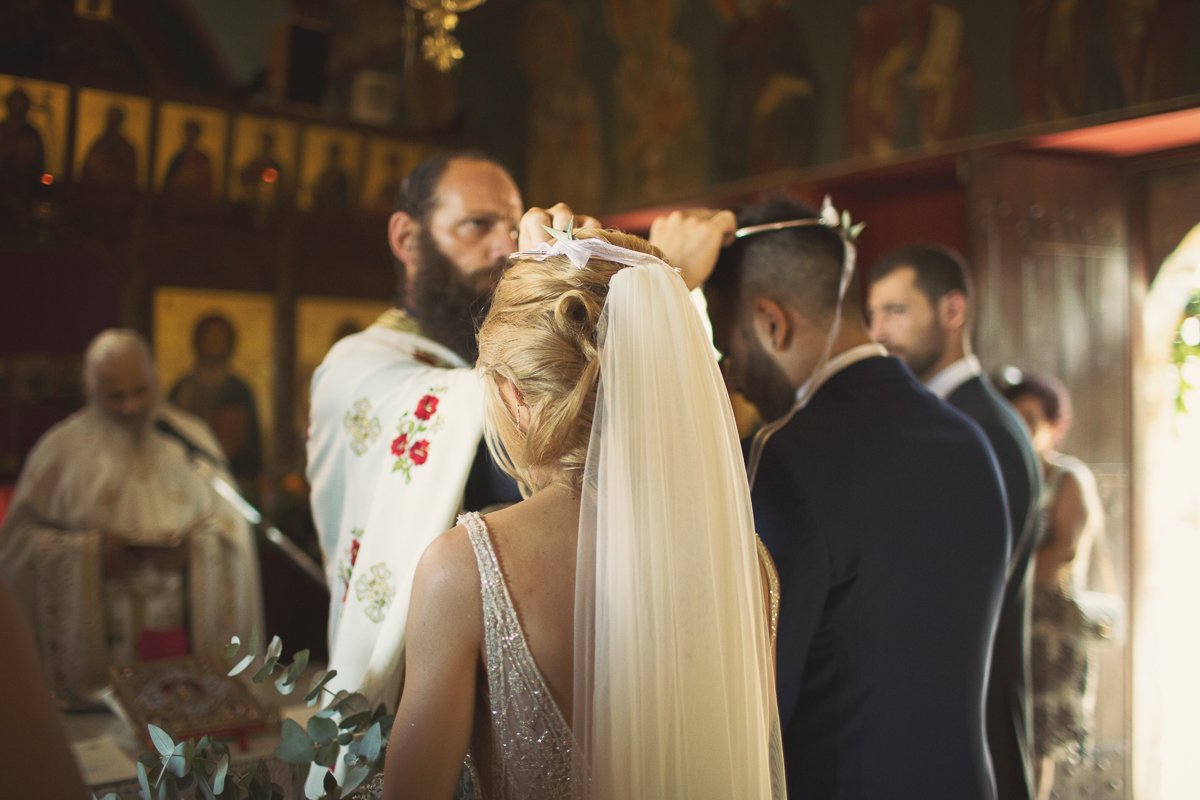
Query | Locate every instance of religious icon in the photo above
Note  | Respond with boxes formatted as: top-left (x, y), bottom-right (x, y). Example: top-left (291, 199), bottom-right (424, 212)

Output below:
top-left (229, 115), bottom-right (297, 205)
top-left (74, 89), bottom-right (151, 190)
top-left (156, 103), bottom-right (227, 201)
top-left (519, 1), bottom-right (605, 210)
top-left (154, 288), bottom-right (276, 481)
top-left (298, 126), bottom-right (362, 212)
top-left (1015, 0), bottom-right (1187, 124)
top-left (604, 0), bottom-right (707, 203)
top-left (361, 138), bottom-right (426, 214)
top-left (0, 76), bottom-right (67, 177)
top-left (74, 0), bottom-right (113, 21)
top-left (0, 76), bottom-right (67, 217)
top-left (845, 0), bottom-right (971, 158)
top-left (168, 313), bottom-right (264, 488)
top-left (712, 0), bottom-right (817, 179)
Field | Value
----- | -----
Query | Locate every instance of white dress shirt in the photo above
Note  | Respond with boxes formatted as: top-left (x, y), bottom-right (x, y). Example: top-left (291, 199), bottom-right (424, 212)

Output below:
top-left (796, 343), bottom-right (890, 404)
top-left (924, 354), bottom-right (982, 399)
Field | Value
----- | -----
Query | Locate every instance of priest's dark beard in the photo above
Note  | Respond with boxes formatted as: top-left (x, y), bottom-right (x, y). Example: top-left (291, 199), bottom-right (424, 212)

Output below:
top-left (411, 229), bottom-right (503, 364)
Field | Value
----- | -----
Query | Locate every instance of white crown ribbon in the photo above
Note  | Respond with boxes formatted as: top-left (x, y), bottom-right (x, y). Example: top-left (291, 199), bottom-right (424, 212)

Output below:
top-left (513, 234), bottom-right (679, 275)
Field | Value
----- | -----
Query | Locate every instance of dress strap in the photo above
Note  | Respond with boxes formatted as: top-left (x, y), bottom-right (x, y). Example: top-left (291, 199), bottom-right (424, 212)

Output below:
top-left (458, 511), bottom-right (522, 632)
top-left (460, 511), bottom-right (501, 593)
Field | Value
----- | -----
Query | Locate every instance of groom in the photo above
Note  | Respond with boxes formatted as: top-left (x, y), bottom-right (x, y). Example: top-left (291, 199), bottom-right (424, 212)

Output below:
top-left (653, 200), bottom-right (1009, 799)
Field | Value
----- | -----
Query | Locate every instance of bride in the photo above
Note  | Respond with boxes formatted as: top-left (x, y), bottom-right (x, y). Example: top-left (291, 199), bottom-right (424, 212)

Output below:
top-left (382, 226), bottom-right (784, 798)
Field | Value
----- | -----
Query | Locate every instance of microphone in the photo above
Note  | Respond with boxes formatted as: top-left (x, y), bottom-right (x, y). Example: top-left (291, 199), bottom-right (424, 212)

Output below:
top-left (154, 417), bottom-right (218, 464)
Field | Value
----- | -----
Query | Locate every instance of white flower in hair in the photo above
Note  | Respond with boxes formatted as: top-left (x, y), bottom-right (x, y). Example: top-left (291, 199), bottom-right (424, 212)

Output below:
top-left (819, 195), bottom-right (840, 228)
top-left (819, 194), bottom-right (866, 242)
top-left (542, 217), bottom-right (575, 243)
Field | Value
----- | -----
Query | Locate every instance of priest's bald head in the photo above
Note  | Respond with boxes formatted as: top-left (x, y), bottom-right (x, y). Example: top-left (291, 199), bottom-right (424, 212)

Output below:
top-left (83, 329), bottom-right (159, 432)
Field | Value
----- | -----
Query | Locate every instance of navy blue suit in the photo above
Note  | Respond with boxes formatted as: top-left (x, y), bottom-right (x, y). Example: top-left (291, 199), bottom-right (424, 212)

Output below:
top-left (753, 356), bottom-right (1008, 800)
top-left (946, 374), bottom-right (1042, 800)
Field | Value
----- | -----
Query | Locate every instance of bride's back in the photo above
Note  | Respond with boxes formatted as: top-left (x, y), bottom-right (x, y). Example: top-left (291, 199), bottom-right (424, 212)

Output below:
top-left (474, 491), bottom-right (580, 724)
top-left (386, 228), bottom-right (782, 799)
top-left (458, 231), bottom-right (645, 797)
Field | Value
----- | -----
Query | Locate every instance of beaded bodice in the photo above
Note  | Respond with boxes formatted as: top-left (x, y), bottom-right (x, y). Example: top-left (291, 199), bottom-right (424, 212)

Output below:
top-left (460, 511), bottom-right (578, 799)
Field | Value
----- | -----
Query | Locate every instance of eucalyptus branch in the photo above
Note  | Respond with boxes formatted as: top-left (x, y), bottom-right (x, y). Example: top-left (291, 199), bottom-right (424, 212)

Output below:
top-left (93, 632), bottom-right (393, 800)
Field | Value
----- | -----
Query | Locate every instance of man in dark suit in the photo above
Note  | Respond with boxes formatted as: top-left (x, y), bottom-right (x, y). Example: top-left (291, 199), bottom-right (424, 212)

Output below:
top-left (868, 244), bottom-right (1043, 800)
top-left (654, 200), bottom-right (1008, 798)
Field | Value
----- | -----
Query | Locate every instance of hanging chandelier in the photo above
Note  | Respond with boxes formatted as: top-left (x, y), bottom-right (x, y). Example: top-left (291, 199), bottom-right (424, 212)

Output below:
top-left (407, 0), bottom-right (488, 72)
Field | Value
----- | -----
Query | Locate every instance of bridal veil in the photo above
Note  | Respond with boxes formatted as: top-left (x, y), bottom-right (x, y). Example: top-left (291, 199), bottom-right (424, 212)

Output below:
top-left (544, 236), bottom-right (785, 799)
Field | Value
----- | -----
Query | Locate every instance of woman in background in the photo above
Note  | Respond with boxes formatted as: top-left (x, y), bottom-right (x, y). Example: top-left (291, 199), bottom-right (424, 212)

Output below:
top-left (1002, 372), bottom-right (1105, 800)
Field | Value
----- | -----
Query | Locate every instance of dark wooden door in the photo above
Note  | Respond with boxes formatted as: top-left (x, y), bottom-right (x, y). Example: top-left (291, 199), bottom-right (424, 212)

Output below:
top-left (969, 150), bottom-right (1131, 800)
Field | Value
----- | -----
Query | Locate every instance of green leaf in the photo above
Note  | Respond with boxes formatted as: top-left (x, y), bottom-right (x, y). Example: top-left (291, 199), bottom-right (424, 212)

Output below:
top-left (323, 769), bottom-right (340, 795)
top-left (315, 739), bottom-right (340, 768)
top-left (359, 722), bottom-right (382, 764)
top-left (378, 713), bottom-right (394, 737)
top-left (266, 635), bottom-right (283, 660)
top-left (332, 692), bottom-right (370, 717)
top-left (224, 635), bottom-right (242, 660)
top-left (282, 649), bottom-right (310, 686)
top-left (342, 763), bottom-right (373, 795)
top-left (307, 715), bottom-right (339, 745)
top-left (248, 627), bottom-right (260, 658)
top-left (305, 669), bottom-right (338, 705)
top-left (136, 761), bottom-right (152, 800)
top-left (166, 741), bottom-right (188, 778)
top-left (337, 731), bottom-right (354, 746)
top-left (338, 710), bottom-right (371, 731)
top-left (275, 670), bottom-right (297, 696)
top-left (325, 690), bottom-right (351, 712)
top-left (213, 753), bottom-right (230, 794)
top-left (148, 724), bottom-right (175, 757)
top-left (228, 652), bottom-right (256, 677)
top-left (275, 719), bottom-right (316, 765)
top-left (252, 655), bottom-right (279, 683)
top-left (182, 739), bottom-right (196, 773)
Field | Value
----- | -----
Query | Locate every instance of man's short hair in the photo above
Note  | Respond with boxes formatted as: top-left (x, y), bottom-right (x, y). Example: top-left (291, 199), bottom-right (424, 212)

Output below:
top-left (710, 197), bottom-right (853, 322)
top-left (870, 243), bottom-right (972, 304)
top-left (392, 150), bottom-right (508, 222)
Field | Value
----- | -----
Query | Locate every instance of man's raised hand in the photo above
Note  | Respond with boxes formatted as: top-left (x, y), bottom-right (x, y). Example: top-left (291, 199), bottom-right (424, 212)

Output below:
top-left (517, 202), bottom-right (602, 250)
top-left (649, 209), bottom-right (737, 291)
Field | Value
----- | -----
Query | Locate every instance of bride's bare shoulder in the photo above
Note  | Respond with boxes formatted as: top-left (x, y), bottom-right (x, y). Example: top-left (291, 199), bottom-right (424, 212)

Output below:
top-left (413, 524), bottom-right (481, 610)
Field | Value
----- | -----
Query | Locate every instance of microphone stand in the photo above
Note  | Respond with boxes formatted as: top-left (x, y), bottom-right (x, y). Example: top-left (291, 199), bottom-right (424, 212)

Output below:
top-left (166, 433), bottom-right (328, 589)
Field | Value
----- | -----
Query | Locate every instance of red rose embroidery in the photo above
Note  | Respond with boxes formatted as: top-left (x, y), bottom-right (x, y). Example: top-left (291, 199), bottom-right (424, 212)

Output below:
top-left (415, 394), bottom-right (439, 420)
top-left (349, 539), bottom-right (361, 567)
top-left (391, 385), bottom-right (446, 482)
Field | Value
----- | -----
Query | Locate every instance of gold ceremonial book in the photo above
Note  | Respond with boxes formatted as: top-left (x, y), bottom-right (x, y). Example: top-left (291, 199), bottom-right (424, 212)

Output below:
top-left (109, 656), bottom-right (272, 745)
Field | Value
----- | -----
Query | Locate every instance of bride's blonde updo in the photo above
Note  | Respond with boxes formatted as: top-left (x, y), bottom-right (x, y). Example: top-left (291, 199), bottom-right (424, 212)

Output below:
top-left (477, 228), bottom-right (665, 494)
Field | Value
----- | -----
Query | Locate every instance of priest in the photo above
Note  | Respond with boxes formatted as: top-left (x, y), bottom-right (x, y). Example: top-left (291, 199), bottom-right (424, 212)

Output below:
top-left (0, 329), bottom-right (263, 707)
